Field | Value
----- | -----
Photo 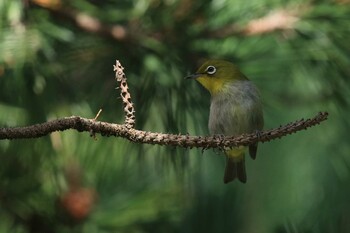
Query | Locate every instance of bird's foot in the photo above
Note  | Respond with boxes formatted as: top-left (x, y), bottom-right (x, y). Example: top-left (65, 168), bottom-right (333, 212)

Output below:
top-left (254, 130), bottom-right (262, 142)
top-left (213, 134), bottom-right (226, 154)
top-left (213, 134), bottom-right (226, 141)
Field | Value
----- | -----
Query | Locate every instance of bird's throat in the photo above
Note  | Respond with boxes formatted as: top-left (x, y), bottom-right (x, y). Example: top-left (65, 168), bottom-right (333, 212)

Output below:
top-left (196, 77), bottom-right (227, 95)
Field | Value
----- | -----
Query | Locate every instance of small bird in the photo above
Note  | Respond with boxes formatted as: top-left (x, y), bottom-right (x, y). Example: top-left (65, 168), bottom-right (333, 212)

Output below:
top-left (186, 59), bottom-right (264, 183)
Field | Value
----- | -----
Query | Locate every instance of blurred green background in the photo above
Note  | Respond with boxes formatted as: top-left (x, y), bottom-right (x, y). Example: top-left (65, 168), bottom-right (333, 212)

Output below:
top-left (1, 0), bottom-right (350, 232)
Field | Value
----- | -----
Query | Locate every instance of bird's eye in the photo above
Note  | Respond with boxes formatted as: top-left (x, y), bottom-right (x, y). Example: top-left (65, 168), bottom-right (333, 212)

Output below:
top-left (206, 66), bottom-right (216, 75)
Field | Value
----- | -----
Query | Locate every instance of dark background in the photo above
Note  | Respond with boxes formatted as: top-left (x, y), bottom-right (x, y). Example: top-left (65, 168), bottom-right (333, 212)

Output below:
top-left (1, 0), bottom-right (350, 232)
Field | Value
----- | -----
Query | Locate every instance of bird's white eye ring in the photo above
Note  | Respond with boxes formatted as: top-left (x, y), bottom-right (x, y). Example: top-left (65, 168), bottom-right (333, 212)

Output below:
top-left (206, 66), bottom-right (216, 75)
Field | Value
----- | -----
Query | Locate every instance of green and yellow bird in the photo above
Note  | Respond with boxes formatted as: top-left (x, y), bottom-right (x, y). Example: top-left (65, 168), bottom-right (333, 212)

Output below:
top-left (186, 60), bottom-right (264, 183)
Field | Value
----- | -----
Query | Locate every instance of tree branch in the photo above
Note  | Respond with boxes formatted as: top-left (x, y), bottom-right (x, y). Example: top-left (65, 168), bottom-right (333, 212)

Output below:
top-left (29, 1), bottom-right (302, 42)
top-left (0, 111), bottom-right (329, 149)
top-left (208, 8), bottom-right (301, 38)
top-left (0, 60), bottom-right (328, 150)
top-left (29, 0), bottom-right (128, 41)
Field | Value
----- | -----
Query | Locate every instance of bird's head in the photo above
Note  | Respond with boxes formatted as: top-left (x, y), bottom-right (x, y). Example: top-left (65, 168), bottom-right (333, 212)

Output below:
top-left (186, 59), bottom-right (247, 95)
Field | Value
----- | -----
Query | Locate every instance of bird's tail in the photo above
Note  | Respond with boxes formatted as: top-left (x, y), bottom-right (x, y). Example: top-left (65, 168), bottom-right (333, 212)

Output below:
top-left (224, 149), bottom-right (246, 184)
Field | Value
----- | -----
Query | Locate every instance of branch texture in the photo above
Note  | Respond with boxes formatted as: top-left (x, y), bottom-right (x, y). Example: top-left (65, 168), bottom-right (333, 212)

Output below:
top-left (0, 112), bottom-right (329, 149)
top-left (0, 60), bottom-right (329, 151)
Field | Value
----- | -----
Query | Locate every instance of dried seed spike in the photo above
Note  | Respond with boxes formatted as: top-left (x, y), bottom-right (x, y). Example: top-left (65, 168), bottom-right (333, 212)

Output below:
top-left (113, 60), bottom-right (136, 128)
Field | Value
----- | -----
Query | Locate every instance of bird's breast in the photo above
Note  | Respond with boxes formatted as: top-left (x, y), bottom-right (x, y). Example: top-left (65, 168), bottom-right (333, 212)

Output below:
top-left (208, 81), bottom-right (263, 136)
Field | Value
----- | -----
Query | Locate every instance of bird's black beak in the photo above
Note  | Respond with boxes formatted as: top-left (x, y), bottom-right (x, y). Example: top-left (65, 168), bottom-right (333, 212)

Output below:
top-left (185, 73), bottom-right (200, 80)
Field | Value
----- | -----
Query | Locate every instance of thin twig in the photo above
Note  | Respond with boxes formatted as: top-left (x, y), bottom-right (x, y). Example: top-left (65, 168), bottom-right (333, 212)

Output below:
top-left (93, 109), bottom-right (103, 121)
